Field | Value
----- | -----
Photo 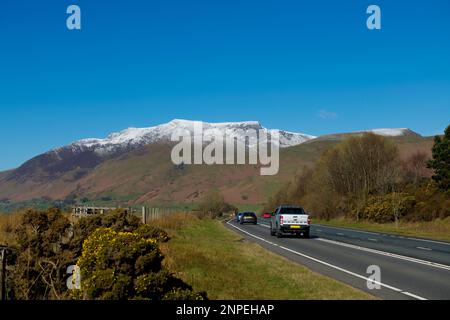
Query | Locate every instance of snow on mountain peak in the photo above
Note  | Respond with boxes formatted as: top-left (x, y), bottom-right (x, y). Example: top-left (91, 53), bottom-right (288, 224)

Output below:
top-left (364, 128), bottom-right (411, 137)
top-left (66, 119), bottom-right (316, 155)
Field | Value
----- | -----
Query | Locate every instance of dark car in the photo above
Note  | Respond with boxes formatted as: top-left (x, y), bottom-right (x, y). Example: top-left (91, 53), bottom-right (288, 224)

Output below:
top-left (240, 212), bottom-right (257, 225)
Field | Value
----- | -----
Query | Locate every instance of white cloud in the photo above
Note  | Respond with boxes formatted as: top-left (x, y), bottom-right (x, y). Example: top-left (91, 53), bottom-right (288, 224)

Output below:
top-left (318, 110), bottom-right (338, 120)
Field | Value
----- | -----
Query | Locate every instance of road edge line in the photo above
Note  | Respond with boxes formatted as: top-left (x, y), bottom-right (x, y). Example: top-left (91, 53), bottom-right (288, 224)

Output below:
top-left (227, 220), bottom-right (428, 301)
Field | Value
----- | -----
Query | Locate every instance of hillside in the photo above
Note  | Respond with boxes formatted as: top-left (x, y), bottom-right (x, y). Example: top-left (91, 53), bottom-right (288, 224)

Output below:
top-left (0, 120), bottom-right (435, 209)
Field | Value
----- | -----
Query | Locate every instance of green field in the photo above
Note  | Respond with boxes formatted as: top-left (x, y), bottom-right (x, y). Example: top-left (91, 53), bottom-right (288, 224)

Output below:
top-left (159, 217), bottom-right (374, 300)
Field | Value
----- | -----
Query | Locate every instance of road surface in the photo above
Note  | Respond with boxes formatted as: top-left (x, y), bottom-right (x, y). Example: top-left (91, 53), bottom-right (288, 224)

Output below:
top-left (225, 219), bottom-right (450, 300)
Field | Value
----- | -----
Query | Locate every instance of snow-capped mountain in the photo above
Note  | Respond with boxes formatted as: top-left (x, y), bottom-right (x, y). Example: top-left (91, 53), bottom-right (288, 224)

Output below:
top-left (63, 119), bottom-right (317, 156)
top-left (363, 128), bottom-right (414, 137)
top-left (12, 120), bottom-right (421, 180)
top-left (0, 121), bottom-right (425, 202)
top-left (51, 121), bottom-right (419, 159)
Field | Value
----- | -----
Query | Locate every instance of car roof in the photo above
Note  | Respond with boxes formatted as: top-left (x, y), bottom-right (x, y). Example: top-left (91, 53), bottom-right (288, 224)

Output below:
top-left (278, 205), bottom-right (303, 209)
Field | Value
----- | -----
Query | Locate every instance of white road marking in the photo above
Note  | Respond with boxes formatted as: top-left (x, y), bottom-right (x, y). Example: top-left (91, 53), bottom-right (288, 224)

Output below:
top-left (402, 292), bottom-right (428, 301)
top-left (259, 221), bottom-right (449, 271)
top-left (337, 233), bottom-right (345, 236)
top-left (227, 220), bottom-right (428, 300)
top-left (315, 224), bottom-right (450, 246)
top-left (316, 238), bottom-right (450, 271)
top-left (408, 237), bottom-right (450, 246)
top-left (417, 247), bottom-right (432, 251)
top-left (368, 238), bottom-right (378, 242)
top-left (314, 224), bottom-right (380, 236)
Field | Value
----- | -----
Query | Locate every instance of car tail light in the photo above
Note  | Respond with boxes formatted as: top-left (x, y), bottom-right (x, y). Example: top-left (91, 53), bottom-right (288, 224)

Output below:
top-left (280, 215), bottom-right (284, 225)
top-left (307, 217), bottom-right (311, 225)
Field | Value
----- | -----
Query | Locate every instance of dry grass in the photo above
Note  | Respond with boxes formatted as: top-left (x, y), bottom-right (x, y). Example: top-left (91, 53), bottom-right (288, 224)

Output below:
top-left (160, 218), bottom-right (374, 300)
top-left (315, 217), bottom-right (450, 242)
top-left (148, 212), bottom-right (200, 231)
top-left (0, 212), bottom-right (22, 246)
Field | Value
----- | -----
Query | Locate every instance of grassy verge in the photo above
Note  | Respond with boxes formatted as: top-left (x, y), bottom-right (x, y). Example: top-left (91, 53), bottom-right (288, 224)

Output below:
top-left (314, 217), bottom-right (450, 242)
top-left (158, 216), bottom-right (373, 300)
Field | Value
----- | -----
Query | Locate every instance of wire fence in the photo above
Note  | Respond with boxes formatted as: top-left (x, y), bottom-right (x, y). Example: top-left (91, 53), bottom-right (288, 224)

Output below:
top-left (140, 207), bottom-right (189, 224)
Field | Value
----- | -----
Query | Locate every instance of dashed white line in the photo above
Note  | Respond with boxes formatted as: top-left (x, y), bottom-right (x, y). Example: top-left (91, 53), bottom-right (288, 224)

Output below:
top-left (337, 233), bottom-right (345, 236)
top-left (314, 224), bottom-right (450, 246)
top-left (227, 220), bottom-right (428, 300)
top-left (314, 224), bottom-right (380, 236)
top-left (259, 222), bottom-right (449, 271)
top-left (417, 247), bottom-right (432, 251)
top-left (316, 238), bottom-right (450, 272)
top-left (368, 238), bottom-right (378, 242)
top-left (408, 237), bottom-right (450, 246)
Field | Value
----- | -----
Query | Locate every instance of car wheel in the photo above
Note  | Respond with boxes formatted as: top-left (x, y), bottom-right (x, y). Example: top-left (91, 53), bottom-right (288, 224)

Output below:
top-left (276, 231), bottom-right (282, 238)
top-left (303, 231), bottom-right (310, 239)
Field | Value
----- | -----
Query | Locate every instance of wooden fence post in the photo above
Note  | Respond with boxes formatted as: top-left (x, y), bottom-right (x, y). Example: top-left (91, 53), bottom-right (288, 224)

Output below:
top-left (142, 206), bottom-right (147, 224)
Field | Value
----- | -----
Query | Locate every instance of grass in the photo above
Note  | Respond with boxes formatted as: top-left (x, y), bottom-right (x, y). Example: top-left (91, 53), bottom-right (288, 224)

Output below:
top-left (314, 217), bottom-right (450, 242)
top-left (156, 216), bottom-right (374, 300)
top-left (233, 203), bottom-right (264, 213)
top-left (0, 212), bottom-right (21, 246)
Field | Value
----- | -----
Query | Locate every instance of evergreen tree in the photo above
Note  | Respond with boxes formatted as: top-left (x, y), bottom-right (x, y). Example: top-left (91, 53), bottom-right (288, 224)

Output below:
top-left (427, 125), bottom-right (450, 191)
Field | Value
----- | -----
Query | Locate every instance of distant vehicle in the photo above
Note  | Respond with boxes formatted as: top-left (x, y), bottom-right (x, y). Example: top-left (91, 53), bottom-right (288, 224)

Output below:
top-left (240, 212), bottom-right (257, 225)
top-left (270, 205), bottom-right (311, 238)
top-left (262, 212), bottom-right (272, 219)
top-left (236, 212), bottom-right (244, 223)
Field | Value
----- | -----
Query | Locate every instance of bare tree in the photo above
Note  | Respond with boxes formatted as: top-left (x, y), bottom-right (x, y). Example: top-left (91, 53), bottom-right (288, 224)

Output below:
top-left (403, 151), bottom-right (431, 184)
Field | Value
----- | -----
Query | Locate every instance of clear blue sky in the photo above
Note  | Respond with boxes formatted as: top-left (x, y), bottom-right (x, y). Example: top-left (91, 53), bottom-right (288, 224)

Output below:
top-left (1, 0), bottom-right (449, 170)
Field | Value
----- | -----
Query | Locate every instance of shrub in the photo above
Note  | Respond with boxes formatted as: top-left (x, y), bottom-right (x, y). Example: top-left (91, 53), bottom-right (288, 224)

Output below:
top-left (360, 193), bottom-right (415, 223)
top-left (7, 208), bottom-right (205, 300)
top-left (76, 226), bottom-right (205, 300)
top-left (69, 209), bottom-right (142, 257)
top-left (11, 208), bottom-right (75, 300)
top-left (197, 190), bottom-right (236, 218)
top-left (407, 182), bottom-right (450, 221)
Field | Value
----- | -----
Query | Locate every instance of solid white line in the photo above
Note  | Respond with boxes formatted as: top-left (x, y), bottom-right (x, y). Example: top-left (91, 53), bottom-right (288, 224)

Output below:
top-left (226, 220), bottom-right (428, 300)
top-left (316, 238), bottom-right (450, 272)
top-left (402, 292), bottom-right (428, 301)
top-left (261, 222), bottom-right (449, 271)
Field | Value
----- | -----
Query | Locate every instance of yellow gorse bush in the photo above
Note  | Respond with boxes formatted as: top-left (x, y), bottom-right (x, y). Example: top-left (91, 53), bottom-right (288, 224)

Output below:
top-left (73, 223), bottom-right (203, 300)
top-left (77, 227), bottom-right (160, 274)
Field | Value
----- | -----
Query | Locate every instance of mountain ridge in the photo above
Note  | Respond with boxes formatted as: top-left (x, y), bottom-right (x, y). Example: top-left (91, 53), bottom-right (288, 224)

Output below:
top-left (0, 119), bottom-right (428, 205)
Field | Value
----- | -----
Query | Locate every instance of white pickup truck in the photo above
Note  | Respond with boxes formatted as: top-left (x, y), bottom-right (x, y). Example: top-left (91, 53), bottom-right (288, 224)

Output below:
top-left (270, 205), bottom-right (311, 238)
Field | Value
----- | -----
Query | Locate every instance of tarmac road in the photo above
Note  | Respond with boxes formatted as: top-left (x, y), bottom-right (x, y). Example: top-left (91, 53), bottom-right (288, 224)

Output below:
top-left (225, 219), bottom-right (450, 300)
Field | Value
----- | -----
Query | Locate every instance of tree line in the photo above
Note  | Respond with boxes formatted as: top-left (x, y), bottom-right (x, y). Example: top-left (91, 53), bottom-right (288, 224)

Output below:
top-left (264, 125), bottom-right (450, 223)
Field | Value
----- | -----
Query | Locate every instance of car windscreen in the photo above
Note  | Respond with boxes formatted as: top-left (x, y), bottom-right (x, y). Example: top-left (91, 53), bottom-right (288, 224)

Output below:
top-left (279, 208), bottom-right (305, 215)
